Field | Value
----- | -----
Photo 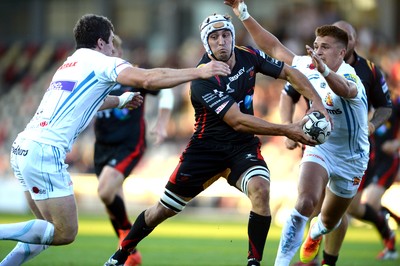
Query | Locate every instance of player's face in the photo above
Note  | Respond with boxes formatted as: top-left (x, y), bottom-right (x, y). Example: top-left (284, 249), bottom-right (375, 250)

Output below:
top-left (313, 35), bottom-right (346, 72)
top-left (208, 29), bottom-right (232, 62)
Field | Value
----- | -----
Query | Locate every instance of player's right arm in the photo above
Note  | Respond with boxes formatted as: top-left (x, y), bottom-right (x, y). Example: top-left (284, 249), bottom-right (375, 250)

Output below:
top-left (279, 88), bottom-right (302, 150)
top-left (116, 61), bottom-right (230, 90)
top-left (222, 101), bottom-right (316, 146)
top-left (224, 0), bottom-right (295, 65)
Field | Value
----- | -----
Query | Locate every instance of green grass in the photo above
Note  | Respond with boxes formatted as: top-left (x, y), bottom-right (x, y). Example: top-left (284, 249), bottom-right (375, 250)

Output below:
top-left (0, 211), bottom-right (399, 265)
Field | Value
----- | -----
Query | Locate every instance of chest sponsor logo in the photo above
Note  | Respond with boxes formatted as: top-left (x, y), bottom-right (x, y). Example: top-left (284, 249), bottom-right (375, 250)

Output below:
top-left (47, 81), bottom-right (76, 92)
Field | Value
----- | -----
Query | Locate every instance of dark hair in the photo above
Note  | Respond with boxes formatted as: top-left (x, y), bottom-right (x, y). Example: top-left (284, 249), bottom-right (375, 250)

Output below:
top-left (315, 25), bottom-right (348, 49)
top-left (73, 14), bottom-right (114, 49)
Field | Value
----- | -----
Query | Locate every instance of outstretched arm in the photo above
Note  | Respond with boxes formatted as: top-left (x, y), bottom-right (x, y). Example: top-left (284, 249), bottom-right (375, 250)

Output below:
top-left (223, 101), bottom-right (316, 146)
top-left (224, 0), bottom-right (296, 64)
top-left (117, 60), bottom-right (231, 90)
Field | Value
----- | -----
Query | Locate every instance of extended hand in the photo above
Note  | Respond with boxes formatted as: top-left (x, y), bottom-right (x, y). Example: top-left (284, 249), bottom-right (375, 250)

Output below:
top-left (118, 92), bottom-right (143, 109)
top-left (200, 60), bottom-right (231, 79)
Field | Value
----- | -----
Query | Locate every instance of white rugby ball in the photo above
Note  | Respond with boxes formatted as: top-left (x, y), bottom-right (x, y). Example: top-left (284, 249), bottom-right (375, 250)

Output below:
top-left (302, 111), bottom-right (331, 144)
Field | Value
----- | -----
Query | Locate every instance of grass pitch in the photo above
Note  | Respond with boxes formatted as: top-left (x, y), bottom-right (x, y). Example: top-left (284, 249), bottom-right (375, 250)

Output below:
top-left (0, 210), bottom-right (399, 265)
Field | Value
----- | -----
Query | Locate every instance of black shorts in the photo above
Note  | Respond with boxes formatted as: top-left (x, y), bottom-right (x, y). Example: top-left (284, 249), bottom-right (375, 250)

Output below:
top-left (165, 137), bottom-right (269, 198)
top-left (94, 140), bottom-right (146, 178)
top-left (358, 156), bottom-right (400, 191)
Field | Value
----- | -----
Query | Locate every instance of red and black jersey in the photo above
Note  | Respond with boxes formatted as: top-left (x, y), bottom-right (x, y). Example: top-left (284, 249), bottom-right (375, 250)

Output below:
top-left (94, 85), bottom-right (158, 145)
top-left (370, 95), bottom-right (400, 161)
top-left (352, 52), bottom-right (392, 110)
top-left (190, 46), bottom-right (284, 143)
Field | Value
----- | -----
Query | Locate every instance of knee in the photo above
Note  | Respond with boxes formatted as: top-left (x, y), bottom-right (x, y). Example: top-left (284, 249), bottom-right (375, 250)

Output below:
top-left (247, 178), bottom-right (270, 211)
top-left (97, 185), bottom-right (114, 204)
top-left (296, 194), bottom-right (319, 216)
top-left (53, 224), bottom-right (78, 245)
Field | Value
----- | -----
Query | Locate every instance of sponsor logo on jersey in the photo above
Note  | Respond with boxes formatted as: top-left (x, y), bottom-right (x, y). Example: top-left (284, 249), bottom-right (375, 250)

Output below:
top-left (343, 73), bottom-right (358, 84)
top-left (215, 101), bottom-right (229, 114)
top-left (213, 89), bottom-right (224, 98)
top-left (32, 186), bottom-right (46, 195)
top-left (229, 67), bottom-right (245, 82)
top-left (11, 145), bottom-right (28, 156)
top-left (226, 82), bottom-right (235, 93)
top-left (39, 121), bottom-right (48, 127)
top-left (47, 80), bottom-right (76, 92)
top-left (325, 93), bottom-right (333, 106)
top-left (58, 61), bottom-right (77, 70)
top-left (324, 91), bottom-right (343, 115)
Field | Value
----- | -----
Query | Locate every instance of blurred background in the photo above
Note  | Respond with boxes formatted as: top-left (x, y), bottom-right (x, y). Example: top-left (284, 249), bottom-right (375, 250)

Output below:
top-left (0, 0), bottom-right (399, 226)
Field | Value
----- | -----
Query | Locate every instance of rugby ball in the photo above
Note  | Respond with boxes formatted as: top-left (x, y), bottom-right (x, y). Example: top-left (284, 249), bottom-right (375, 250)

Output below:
top-left (302, 111), bottom-right (331, 144)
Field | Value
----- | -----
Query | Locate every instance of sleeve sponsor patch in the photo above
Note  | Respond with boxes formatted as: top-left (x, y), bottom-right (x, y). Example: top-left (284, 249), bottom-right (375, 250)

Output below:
top-left (343, 73), bottom-right (358, 84)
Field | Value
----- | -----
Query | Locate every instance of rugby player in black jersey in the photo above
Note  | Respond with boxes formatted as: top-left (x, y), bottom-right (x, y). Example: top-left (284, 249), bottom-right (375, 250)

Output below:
top-left (104, 13), bottom-right (329, 266)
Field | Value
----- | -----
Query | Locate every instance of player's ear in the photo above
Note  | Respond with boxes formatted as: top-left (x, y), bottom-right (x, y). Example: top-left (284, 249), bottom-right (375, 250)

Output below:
top-left (96, 38), bottom-right (105, 49)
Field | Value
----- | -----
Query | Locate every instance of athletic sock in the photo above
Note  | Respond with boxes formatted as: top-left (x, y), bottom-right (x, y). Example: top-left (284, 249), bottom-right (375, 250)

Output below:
top-left (0, 219), bottom-right (54, 244)
top-left (247, 211), bottom-right (271, 263)
top-left (362, 204), bottom-right (390, 239)
top-left (0, 242), bottom-right (49, 265)
top-left (120, 211), bottom-right (154, 252)
top-left (322, 250), bottom-right (338, 266)
top-left (106, 195), bottom-right (132, 230)
top-left (275, 208), bottom-right (308, 265)
top-left (310, 214), bottom-right (340, 239)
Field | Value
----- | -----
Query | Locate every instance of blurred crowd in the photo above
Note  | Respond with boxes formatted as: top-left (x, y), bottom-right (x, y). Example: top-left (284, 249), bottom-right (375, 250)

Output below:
top-left (0, 3), bottom-right (399, 180)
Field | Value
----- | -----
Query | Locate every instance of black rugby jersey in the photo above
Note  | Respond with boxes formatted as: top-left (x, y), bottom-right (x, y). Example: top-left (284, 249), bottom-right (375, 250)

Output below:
top-left (370, 95), bottom-right (400, 161)
top-left (284, 51), bottom-right (392, 111)
top-left (190, 46), bottom-right (284, 143)
top-left (94, 85), bottom-right (158, 144)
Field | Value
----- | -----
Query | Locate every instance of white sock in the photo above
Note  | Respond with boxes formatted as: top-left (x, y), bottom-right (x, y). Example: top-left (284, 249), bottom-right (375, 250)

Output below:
top-left (310, 214), bottom-right (341, 239)
top-left (274, 208), bottom-right (308, 266)
top-left (0, 219), bottom-right (54, 244)
top-left (0, 242), bottom-right (49, 266)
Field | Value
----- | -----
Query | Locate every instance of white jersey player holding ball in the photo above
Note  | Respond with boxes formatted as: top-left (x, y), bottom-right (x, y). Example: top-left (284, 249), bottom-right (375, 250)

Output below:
top-left (224, 1), bottom-right (369, 265)
top-left (0, 13), bottom-right (230, 265)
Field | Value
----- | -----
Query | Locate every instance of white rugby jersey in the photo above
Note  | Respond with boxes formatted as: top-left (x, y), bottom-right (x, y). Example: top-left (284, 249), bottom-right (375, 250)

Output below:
top-left (18, 48), bottom-right (132, 152)
top-left (292, 55), bottom-right (370, 162)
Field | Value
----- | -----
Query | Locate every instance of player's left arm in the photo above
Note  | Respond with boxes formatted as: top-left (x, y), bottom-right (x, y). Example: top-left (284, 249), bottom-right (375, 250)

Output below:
top-left (99, 92), bottom-right (143, 111)
top-left (151, 89), bottom-right (174, 145)
top-left (368, 67), bottom-right (392, 134)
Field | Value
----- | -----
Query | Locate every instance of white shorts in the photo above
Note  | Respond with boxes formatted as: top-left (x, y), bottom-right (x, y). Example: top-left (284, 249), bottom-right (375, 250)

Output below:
top-left (301, 146), bottom-right (367, 198)
top-left (10, 136), bottom-right (74, 200)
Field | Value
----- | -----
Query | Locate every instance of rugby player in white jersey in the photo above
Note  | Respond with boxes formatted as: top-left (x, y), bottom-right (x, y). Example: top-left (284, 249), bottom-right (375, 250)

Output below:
top-left (224, 1), bottom-right (369, 265)
top-left (0, 14), bottom-right (231, 265)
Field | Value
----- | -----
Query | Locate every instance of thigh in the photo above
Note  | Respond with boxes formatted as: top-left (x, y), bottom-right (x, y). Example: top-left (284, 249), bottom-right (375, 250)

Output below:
top-left (35, 195), bottom-right (78, 243)
top-left (362, 184), bottom-right (386, 210)
top-left (165, 140), bottom-right (228, 198)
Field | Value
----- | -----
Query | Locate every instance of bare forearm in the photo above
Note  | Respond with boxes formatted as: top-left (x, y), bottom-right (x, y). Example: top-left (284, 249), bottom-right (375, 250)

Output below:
top-left (279, 92), bottom-right (296, 124)
top-left (233, 113), bottom-right (290, 136)
top-left (324, 71), bottom-right (357, 98)
top-left (99, 95), bottom-right (119, 110)
top-left (284, 67), bottom-right (318, 102)
top-left (369, 107), bottom-right (392, 134)
top-left (242, 17), bottom-right (294, 64)
top-left (140, 68), bottom-right (202, 90)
